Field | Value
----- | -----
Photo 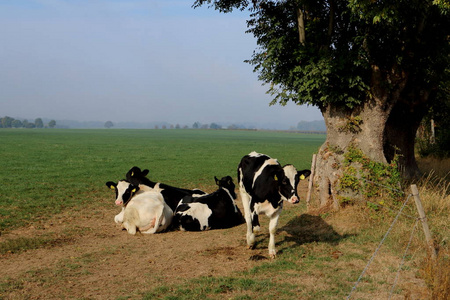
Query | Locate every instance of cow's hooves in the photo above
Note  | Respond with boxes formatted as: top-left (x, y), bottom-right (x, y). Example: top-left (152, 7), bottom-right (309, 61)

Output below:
top-left (269, 253), bottom-right (277, 259)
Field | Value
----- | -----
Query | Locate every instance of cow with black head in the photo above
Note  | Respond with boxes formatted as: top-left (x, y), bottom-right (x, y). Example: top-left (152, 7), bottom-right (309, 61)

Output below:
top-left (173, 176), bottom-right (244, 231)
top-left (125, 166), bottom-right (205, 212)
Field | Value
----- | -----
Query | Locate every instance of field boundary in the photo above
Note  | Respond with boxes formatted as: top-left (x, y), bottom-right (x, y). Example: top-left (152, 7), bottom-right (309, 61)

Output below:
top-left (345, 183), bottom-right (437, 299)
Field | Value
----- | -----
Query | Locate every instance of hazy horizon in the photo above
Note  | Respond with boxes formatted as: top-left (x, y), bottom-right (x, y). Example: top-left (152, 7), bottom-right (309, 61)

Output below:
top-left (1, 1), bottom-right (323, 128)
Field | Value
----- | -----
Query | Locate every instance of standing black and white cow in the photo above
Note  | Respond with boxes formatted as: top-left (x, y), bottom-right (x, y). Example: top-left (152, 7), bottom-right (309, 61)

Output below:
top-left (125, 166), bottom-right (205, 211)
top-left (237, 151), bottom-right (311, 258)
top-left (173, 176), bottom-right (244, 231)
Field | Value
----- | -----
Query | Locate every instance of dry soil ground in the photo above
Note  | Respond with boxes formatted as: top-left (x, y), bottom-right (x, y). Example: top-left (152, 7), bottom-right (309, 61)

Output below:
top-left (0, 181), bottom-right (430, 299)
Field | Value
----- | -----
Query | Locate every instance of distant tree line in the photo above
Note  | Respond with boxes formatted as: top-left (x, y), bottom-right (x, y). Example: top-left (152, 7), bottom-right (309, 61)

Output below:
top-left (104, 120), bottom-right (326, 131)
top-left (102, 120), bottom-right (231, 130)
top-left (0, 116), bottom-right (56, 129)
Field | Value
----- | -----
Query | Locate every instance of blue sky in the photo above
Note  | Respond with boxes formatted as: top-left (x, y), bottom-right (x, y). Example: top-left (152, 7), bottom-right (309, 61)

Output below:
top-left (0, 0), bottom-right (322, 128)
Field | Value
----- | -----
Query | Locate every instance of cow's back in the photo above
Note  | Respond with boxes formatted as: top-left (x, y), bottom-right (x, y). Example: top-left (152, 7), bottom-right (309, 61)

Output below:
top-left (238, 153), bottom-right (282, 197)
top-left (238, 153), bottom-right (270, 189)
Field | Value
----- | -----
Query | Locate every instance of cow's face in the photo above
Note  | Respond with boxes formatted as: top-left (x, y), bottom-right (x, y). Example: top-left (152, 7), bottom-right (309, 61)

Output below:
top-left (106, 180), bottom-right (140, 206)
top-left (126, 166), bottom-right (150, 182)
top-left (277, 166), bottom-right (298, 204)
top-left (278, 166), bottom-right (312, 204)
top-left (215, 175), bottom-right (237, 199)
top-left (279, 165), bottom-right (311, 204)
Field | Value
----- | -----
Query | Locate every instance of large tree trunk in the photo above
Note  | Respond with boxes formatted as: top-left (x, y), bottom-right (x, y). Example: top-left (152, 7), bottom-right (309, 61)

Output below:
top-left (384, 87), bottom-right (430, 179)
top-left (313, 67), bottom-right (428, 210)
top-left (315, 100), bottom-right (391, 210)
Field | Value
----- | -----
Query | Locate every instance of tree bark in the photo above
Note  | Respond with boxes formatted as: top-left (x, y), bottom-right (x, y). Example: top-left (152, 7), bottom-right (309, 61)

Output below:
top-left (314, 100), bottom-right (391, 209)
top-left (296, 7), bottom-right (305, 45)
top-left (313, 66), bottom-right (426, 210)
top-left (384, 85), bottom-right (431, 179)
top-left (383, 101), bottom-right (425, 179)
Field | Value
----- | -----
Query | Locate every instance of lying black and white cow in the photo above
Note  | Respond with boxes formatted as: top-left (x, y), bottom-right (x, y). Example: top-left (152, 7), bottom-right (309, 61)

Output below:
top-left (125, 166), bottom-right (206, 211)
top-left (106, 180), bottom-right (173, 234)
top-left (237, 151), bottom-right (311, 258)
top-left (173, 176), bottom-right (244, 231)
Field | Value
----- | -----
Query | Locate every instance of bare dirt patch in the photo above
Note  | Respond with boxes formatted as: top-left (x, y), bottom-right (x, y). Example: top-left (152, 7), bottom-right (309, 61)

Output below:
top-left (0, 203), bottom-right (260, 299)
top-left (1, 188), bottom-right (281, 300)
top-left (0, 182), bottom-right (430, 299)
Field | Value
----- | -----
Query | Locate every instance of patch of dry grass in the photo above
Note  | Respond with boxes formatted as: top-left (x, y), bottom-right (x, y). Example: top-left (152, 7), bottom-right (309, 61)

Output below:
top-left (312, 156), bottom-right (450, 299)
top-left (417, 157), bottom-right (450, 180)
top-left (414, 170), bottom-right (450, 300)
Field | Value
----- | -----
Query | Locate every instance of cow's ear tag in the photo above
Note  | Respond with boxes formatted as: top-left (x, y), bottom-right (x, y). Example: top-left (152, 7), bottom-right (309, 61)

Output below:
top-left (131, 172), bottom-right (134, 176)
top-left (300, 174), bottom-right (306, 180)
top-left (131, 188), bottom-right (137, 193)
top-left (110, 186), bottom-right (115, 190)
top-left (274, 175), bottom-right (278, 181)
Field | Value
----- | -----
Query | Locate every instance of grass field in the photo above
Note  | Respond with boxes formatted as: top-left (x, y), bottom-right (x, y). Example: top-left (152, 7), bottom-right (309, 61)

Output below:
top-left (1, 129), bottom-right (447, 299)
top-left (0, 129), bottom-right (324, 231)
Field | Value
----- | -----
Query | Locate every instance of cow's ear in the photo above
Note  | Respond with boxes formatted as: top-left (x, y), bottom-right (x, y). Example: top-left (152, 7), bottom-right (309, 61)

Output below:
top-left (129, 166), bottom-right (140, 177)
top-left (215, 176), bottom-right (220, 185)
top-left (142, 169), bottom-right (149, 176)
top-left (227, 176), bottom-right (233, 185)
top-left (298, 170), bottom-right (311, 180)
top-left (131, 185), bottom-right (140, 193)
top-left (106, 182), bottom-right (116, 190)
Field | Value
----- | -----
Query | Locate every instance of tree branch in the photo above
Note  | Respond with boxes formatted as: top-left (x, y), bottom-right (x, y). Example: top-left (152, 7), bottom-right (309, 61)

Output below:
top-left (297, 7), bottom-right (306, 45)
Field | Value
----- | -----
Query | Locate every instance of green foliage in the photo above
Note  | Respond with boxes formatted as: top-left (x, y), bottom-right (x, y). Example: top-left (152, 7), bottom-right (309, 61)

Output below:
top-left (338, 116), bottom-right (363, 134)
top-left (0, 116), bottom-right (56, 129)
top-left (245, 0), bottom-right (371, 108)
top-left (340, 166), bottom-right (360, 192)
top-left (104, 121), bottom-right (114, 129)
top-left (417, 89), bottom-right (450, 158)
top-left (195, 1), bottom-right (450, 110)
top-left (339, 145), bottom-right (403, 203)
top-left (193, 1), bottom-right (450, 166)
top-left (35, 118), bottom-right (44, 129)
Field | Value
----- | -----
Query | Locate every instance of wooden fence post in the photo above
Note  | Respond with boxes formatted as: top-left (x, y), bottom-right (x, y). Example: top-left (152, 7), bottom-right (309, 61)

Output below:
top-left (306, 154), bottom-right (316, 210)
top-left (410, 184), bottom-right (437, 259)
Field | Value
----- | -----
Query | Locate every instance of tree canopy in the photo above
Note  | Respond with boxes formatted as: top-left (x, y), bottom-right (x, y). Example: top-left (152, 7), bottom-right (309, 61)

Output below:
top-left (193, 0), bottom-right (450, 207)
top-left (194, 0), bottom-right (450, 110)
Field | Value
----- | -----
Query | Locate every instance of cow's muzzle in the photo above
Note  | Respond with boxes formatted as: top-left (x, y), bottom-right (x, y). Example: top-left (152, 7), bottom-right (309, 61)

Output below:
top-left (288, 196), bottom-right (299, 204)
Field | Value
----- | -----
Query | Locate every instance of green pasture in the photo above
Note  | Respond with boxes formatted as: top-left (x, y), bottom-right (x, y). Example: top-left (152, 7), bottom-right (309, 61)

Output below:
top-left (0, 129), bottom-right (325, 231)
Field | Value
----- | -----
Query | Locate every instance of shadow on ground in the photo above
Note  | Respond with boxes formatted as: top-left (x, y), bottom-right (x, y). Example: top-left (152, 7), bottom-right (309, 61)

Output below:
top-left (278, 213), bottom-right (353, 248)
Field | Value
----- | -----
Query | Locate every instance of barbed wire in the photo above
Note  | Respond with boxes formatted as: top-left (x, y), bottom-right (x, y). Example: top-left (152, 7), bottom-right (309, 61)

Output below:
top-left (309, 170), bottom-right (433, 298)
top-left (359, 177), bottom-right (405, 195)
top-left (346, 193), bottom-right (414, 299)
top-left (347, 177), bottom-right (417, 219)
top-left (388, 219), bottom-right (420, 299)
top-left (363, 197), bottom-right (417, 220)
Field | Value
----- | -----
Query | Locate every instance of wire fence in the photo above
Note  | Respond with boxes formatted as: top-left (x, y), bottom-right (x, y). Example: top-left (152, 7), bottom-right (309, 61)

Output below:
top-left (343, 181), bottom-right (434, 299)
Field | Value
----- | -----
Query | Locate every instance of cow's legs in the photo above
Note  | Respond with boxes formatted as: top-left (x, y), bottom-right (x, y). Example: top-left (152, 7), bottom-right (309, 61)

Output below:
top-left (240, 189), bottom-right (255, 249)
top-left (114, 208), bottom-right (125, 224)
top-left (123, 221), bottom-right (137, 235)
top-left (268, 212), bottom-right (281, 258)
top-left (252, 214), bottom-right (261, 232)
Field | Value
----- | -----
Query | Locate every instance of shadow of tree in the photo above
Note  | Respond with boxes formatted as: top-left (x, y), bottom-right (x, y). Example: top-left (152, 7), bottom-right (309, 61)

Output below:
top-left (278, 214), bottom-right (352, 248)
